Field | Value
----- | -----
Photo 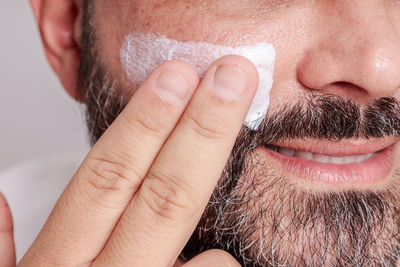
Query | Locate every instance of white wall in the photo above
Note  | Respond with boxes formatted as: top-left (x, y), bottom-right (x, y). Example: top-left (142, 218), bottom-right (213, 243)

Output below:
top-left (0, 1), bottom-right (90, 171)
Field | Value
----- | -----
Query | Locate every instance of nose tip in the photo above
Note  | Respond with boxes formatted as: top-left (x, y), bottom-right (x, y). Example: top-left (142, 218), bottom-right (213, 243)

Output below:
top-left (297, 40), bottom-right (400, 101)
top-left (296, 3), bottom-right (400, 101)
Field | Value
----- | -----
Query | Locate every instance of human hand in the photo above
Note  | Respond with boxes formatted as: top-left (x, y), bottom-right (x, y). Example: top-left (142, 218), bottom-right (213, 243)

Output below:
top-left (0, 193), bottom-right (15, 267)
top-left (18, 55), bottom-right (259, 266)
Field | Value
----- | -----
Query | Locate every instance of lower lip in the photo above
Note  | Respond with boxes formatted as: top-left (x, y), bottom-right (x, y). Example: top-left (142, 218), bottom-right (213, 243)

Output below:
top-left (261, 143), bottom-right (397, 185)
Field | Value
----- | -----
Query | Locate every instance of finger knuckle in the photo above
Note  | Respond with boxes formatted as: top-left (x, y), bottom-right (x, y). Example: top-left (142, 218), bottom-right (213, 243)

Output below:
top-left (83, 156), bottom-right (141, 196)
top-left (139, 172), bottom-right (200, 221)
top-left (183, 111), bottom-right (227, 140)
top-left (126, 106), bottom-right (168, 137)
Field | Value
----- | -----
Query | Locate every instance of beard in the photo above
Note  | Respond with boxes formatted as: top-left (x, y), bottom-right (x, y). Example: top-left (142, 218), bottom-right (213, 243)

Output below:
top-left (78, 2), bottom-right (400, 265)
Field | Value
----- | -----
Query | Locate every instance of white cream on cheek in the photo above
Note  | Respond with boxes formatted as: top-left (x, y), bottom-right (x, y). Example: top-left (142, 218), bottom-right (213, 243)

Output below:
top-left (120, 32), bottom-right (276, 130)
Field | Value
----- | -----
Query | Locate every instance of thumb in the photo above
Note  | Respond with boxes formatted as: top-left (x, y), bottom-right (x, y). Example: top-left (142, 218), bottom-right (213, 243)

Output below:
top-left (183, 249), bottom-right (241, 267)
top-left (0, 192), bottom-right (15, 267)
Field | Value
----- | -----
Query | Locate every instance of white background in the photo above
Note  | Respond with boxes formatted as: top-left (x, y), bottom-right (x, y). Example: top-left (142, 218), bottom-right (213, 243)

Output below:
top-left (0, 0), bottom-right (90, 171)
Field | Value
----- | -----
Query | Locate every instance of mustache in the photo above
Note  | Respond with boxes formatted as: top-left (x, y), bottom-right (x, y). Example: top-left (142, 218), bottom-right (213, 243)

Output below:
top-left (247, 95), bottom-right (400, 146)
top-left (224, 95), bottom-right (400, 202)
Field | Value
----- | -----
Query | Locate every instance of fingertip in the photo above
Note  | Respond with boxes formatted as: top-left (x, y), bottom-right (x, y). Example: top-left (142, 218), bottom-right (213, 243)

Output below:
top-left (213, 55), bottom-right (260, 95)
top-left (205, 249), bottom-right (241, 267)
top-left (157, 60), bottom-right (201, 90)
top-left (184, 249), bottom-right (241, 267)
top-left (138, 60), bottom-right (200, 104)
top-left (0, 192), bottom-right (15, 267)
top-left (0, 192), bottom-right (13, 233)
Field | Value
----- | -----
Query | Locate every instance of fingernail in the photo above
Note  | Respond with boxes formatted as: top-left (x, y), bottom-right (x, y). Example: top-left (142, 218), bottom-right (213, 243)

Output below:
top-left (213, 65), bottom-right (248, 101)
top-left (155, 70), bottom-right (192, 103)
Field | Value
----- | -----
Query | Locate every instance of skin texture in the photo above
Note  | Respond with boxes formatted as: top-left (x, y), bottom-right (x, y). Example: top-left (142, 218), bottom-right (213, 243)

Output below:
top-left (2, 0), bottom-right (400, 266)
top-left (94, 1), bottom-right (400, 106)
top-left (0, 193), bottom-right (15, 267)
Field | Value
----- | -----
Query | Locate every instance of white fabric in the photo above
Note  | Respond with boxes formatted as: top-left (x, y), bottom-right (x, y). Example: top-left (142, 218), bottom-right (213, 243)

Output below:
top-left (0, 153), bottom-right (85, 261)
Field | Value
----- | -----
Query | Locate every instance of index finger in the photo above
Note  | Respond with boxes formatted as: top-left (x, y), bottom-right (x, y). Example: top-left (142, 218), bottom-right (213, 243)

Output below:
top-left (19, 60), bottom-right (199, 266)
top-left (0, 193), bottom-right (15, 267)
top-left (94, 55), bottom-right (259, 266)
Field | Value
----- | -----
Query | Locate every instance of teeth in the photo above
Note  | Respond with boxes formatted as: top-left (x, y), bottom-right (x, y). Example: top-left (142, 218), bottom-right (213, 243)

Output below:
top-left (278, 147), bottom-right (295, 157)
top-left (293, 150), bottom-right (313, 160)
top-left (273, 146), bottom-right (374, 165)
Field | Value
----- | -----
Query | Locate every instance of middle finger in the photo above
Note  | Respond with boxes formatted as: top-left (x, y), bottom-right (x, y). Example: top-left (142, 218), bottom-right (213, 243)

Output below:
top-left (95, 55), bottom-right (259, 266)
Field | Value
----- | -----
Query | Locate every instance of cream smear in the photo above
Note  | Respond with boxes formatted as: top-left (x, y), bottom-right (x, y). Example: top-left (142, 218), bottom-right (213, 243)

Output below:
top-left (120, 33), bottom-right (276, 130)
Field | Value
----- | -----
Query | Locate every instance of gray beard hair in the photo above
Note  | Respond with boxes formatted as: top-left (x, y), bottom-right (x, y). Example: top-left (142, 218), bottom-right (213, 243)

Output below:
top-left (79, 58), bottom-right (400, 266)
top-left (78, 2), bottom-right (400, 264)
top-left (184, 148), bottom-right (400, 266)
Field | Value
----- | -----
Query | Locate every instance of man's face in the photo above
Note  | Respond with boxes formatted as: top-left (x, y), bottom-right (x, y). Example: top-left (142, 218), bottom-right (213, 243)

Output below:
top-left (79, 1), bottom-right (400, 265)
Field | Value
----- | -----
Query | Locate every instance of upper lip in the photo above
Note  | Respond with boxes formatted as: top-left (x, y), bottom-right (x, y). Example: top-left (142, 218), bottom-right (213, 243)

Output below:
top-left (269, 137), bottom-right (399, 156)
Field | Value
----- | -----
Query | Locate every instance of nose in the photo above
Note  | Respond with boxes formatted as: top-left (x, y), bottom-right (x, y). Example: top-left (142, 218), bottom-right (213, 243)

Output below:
top-left (297, 1), bottom-right (400, 101)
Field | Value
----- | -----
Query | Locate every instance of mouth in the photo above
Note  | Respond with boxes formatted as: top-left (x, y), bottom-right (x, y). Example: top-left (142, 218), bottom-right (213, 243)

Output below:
top-left (265, 144), bottom-right (376, 164)
top-left (262, 138), bottom-right (399, 185)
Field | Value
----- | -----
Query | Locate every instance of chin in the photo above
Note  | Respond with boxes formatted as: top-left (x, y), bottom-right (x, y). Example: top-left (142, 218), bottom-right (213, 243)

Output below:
top-left (183, 139), bottom-right (400, 266)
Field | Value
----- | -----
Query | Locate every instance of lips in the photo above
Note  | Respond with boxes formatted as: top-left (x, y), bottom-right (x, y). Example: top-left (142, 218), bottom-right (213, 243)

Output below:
top-left (262, 137), bottom-right (399, 185)
top-left (266, 145), bottom-right (374, 164)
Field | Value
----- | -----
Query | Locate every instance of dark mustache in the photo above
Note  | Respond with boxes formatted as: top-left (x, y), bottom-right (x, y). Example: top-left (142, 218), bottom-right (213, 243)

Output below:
top-left (248, 96), bottom-right (400, 145)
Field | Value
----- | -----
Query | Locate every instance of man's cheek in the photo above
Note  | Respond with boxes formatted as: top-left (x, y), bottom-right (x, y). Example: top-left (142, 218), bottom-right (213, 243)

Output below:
top-left (120, 32), bottom-right (277, 130)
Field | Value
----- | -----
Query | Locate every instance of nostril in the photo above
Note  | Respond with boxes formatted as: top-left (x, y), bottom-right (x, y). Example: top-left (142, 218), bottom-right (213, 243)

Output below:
top-left (332, 81), bottom-right (351, 87)
top-left (331, 81), bottom-right (364, 93)
top-left (317, 81), bottom-right (369, 98)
